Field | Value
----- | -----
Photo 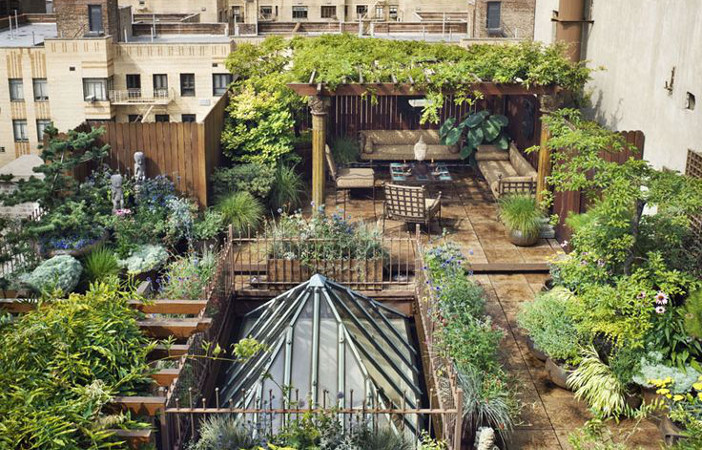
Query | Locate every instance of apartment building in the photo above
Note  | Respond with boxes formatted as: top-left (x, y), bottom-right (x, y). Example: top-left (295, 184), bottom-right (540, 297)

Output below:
top-left (0, 0), bottom-right (235, 167)
top-left (534, 0), bottom-right (701, 173)
top-left (227, 0), bottom-right (535, 38)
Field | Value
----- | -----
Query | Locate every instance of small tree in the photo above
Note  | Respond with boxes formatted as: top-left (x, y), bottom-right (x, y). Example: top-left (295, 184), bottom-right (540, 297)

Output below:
top-left (0, 124), bottom-right (109, 210)
top-left (539, 109), bottom-right (702, 275)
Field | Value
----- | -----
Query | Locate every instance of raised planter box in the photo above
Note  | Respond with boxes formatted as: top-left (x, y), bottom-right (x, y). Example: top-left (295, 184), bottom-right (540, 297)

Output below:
top-left (46, 230), bottom-right (109, 258)
top-left (266, 258), bottom-right (384, 284)
top-left (525, 336), bottom-right (548, 362)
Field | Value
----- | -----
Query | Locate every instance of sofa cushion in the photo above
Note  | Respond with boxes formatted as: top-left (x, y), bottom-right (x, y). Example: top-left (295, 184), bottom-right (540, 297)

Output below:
top-left (336, 168), bottom-right (374, 188)
top-left (360, 144), bottom-right (462, 161)
top-left (475, 150), bottom-right (510, 161)
top-left (360, 129), bottom-right (442, 145)
top-left (509, 146), bottom-right (537, 178)
top-left (478, 159), bottom-right (518, 188)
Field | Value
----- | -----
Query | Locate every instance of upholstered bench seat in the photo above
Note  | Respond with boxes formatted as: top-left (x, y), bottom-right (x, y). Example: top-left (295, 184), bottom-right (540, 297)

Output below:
top-left (359, 130), bottom-right (461, 161)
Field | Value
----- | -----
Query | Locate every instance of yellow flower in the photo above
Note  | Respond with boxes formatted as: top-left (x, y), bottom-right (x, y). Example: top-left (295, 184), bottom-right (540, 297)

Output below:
top-left (673, 395), bottom-right (684, 402)
top-left (693, 382), bottom-right (702, 391)
top-left (666, 394), bottom-right (672, 399)
top-left (698, 392), bottom-right (702, 400)
top-left (665, 377), bottom-right (673, 384)
top-left (657, 388), bottom-right (671, 395)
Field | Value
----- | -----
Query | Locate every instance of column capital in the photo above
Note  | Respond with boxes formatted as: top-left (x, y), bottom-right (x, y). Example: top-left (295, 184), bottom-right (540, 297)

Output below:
top-left (308, 96), bottom-right (329, 116)
top-left (538, 93), bottom-right (562, 114)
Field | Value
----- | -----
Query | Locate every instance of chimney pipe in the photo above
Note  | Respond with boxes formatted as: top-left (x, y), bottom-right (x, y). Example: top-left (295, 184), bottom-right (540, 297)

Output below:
top-left (554, 0), bottom-right (587, 62)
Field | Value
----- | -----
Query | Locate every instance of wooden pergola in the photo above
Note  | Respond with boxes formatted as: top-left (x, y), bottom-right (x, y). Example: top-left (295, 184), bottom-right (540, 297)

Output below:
top-left (287, 81), bottom-right (563, 209)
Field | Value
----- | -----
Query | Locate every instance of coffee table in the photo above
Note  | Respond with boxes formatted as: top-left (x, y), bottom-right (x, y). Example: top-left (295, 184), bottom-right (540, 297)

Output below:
top-left (389, 162), bottom-right (453, 184)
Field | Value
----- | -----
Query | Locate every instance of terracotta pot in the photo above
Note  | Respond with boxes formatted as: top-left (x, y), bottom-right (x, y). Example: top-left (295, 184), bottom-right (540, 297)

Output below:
top-left (641, 387), bottom-right (661, 405)
top-left (506, 228), bottom-right (539, 247)
top-left (525, 336), bottom-right (548, 362)
top-left (545, 358), bottom-right (573, 390)
top-left (659, 414), bottom-right (686, 446)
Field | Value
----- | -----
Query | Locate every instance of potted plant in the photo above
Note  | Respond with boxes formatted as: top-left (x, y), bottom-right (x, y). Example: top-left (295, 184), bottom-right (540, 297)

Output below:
top-left (193, 209), bottom-right (226, 253)
top-left (498, 194), bottom-right (544, 247)
top-left (517, 287), bottom-right (582, 389)
top-left (649, 376), bottom-right (702, 446)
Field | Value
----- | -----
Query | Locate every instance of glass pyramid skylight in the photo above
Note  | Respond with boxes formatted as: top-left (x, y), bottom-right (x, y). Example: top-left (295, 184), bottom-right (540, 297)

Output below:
top-left (219, 274), bottom-right (424, 435)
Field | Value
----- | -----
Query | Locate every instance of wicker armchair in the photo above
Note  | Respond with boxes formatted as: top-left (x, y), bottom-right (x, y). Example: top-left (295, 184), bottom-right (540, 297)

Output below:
top-left (383, 183), bottom-right (441, 233)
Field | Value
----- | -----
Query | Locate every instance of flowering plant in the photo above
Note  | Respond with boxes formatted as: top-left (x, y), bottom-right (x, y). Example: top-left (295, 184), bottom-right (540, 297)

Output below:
top-left (649, 376), bottom-right (702, 431)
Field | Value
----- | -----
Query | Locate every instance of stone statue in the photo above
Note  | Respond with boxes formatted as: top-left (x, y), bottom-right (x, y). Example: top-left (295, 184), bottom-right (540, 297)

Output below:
top-left (111, 174), bottom-right (124, 211)
top-left (413, 135), bottom-right (427, 162)
top-left (134, 151), bottom-right (145, 184)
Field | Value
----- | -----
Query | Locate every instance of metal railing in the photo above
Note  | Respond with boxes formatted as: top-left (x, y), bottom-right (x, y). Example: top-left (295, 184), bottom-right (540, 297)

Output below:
top-left (109, 88), bottom-right (174, 105)
top-left (225, 227), bottom-right (419, 293)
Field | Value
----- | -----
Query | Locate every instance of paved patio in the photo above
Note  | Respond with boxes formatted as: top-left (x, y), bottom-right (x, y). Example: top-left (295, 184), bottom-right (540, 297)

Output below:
top-left (317, 167), bottom-right (663, 449)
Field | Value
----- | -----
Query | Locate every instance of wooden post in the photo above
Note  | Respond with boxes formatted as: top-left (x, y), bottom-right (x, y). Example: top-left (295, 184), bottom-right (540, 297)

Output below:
top-left (309, 96), bottom-right (328, 212)
top-left (535, 94), bottom-right (559, 205)
top-left (453, 388), bottom-right (463, 450)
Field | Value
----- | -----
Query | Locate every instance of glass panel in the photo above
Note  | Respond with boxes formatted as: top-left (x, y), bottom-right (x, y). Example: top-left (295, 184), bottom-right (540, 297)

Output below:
top-left (88, 5), bottom-right (103, 33)
top-left (290, 300), bottom-right (313, 400)
top-left (317, 300), bottom-right (338, 404)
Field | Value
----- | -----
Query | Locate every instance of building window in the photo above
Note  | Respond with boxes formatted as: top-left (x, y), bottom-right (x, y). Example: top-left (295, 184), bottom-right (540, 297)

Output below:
top-left (260, 5), bottom-right (273, 19)
top-left (232, 6), bottom-right (243, 23)
top-left (356, 5), bottom-right (367, 19)
top-left (0, 146), bottom-right (5, 153)
top-left (213, 73), bottom-right (233, 96)
top-left (33, 78), bottom-right (48, 101)
top-left (180, 73), bottom-right (195, 97)
top-left (486, 1), bottom-right (501, 29)
top-left (128, 114), bottom-right (143, 123)
top-left (36, 120), bottom-right (51, 141)
top-left (389, 6), bottom-right (398, 20)
top-left (155, 114), bottom-right (170, 123)
top-left (88, 4), bottom-right (104, 34)
top-left (83, 78), bottom-right (109, 101)
top-left (126, 74), bottom-right (141, 98)
top-left (375, 5), bottom-right (383, 19)
top-left (321, 5), bottom-right (336, 19)
top-left (153, 74), bottom-right (168, 96)
top-left (182, 114), bottom-right (196, 123)
top-left (9, 79), bottom-right (24, 102)
top-left (292, 6), bottom-right (308, 19)
top-left (13, 120), bottom-right (28, 142)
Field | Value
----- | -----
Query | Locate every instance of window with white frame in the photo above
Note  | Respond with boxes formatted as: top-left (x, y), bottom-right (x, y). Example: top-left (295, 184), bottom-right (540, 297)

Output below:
top-left (375, 5), bottom-right (383, 19)
top-left (292, 6), bottom-right (308, 19)
top-left (83, 78), bottom-right (108, 101)
top-left (33, 78), bottom-right (48, 101)
top-left (389, 5), bottom-right (398, 20)
top-left (9, 79), bottom-right (24, 101)
top-left (213, 73), bottom-right (233, 96)
top-left (260, 5), bottom-right (273, 19)
top-left (180, 73), bottom-right (195, 97)
top-left (356, 5), bottom-right (368, 19)
top-left (153, 74), bottom-right (168, 96)
top-left (36, 120), bottom-right (51, 140)
top-left (13, 120), bottom-right (28, 142)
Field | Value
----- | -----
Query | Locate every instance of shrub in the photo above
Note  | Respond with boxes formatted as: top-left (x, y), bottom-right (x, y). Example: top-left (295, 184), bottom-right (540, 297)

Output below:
top-left (193, 209), bottom-right (227, 241)
top-left (82, 247), bottom-right (120, 284)
top-left (217, 191), bottom-right (264, 235)
top-left (517, 287), bottom-right (582, 364)
top-left (632, 351), bottom-right (701, 393)
top-left (189, 415), bottom-right (257, 450)
top-left (165, 197), bottom-right (197, 246)
top-left (159, 251), bottom-right (218, 300)
top-left (211, 163), bottom-right (275, 201)
top-left (0, 281), bottom-right (153, 448)
top-left (20, 255), bottom-right (83, 294)
top-left (269, 164), bottom-right (304, 211)
top-left (118, 244), bottom-right (169, 275)
top-left (683, 290), bottom-right (702, 340)
top-left (136, 175), bottom-right (176, 211)
top-left (498, 194), bottom-right (543, 236)
top-left (457, 366), bottom-right (516, 436)
top-left (330, 136), bottom-right (360, 165)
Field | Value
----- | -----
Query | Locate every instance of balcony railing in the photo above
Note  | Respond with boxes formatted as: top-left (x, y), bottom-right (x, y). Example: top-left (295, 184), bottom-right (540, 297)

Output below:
top-left (108, 88), bottom-right (174, 105)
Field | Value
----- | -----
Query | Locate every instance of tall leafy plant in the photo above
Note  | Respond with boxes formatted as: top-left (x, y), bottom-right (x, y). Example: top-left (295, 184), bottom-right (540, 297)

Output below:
top-left (439, 110), bottom-right (509, 159)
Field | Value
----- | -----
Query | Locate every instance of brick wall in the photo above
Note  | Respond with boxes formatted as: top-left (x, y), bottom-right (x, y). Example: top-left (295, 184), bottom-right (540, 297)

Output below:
top-left (475, 0), bottom-right (535, 39)
top-left (55, 0), bottom-right (119, 38)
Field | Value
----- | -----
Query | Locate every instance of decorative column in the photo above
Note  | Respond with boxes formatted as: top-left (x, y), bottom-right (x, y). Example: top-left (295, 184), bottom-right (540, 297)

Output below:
top-left (309, 96), bottom-right (328, 212)
top-left (535, 94), bottom-right (559, 204)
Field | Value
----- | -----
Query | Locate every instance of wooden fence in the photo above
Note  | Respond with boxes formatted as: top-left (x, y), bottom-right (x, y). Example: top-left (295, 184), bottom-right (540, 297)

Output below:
top-left (553, 130), bottom-right (645, 240)
top-left (329, 94), bottom-right (496, 137)
top-left (78, 93), bottom-right (229, 206)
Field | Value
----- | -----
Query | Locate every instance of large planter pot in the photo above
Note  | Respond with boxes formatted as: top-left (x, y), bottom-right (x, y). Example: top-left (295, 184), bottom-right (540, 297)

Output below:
top-left (46, 230), bottom-right (110, 258)
top-left (506, 228), bottom-right (539, 247)
top-left (641, 387), bottom-right (661, 405)
top-left (659, 414), bottom-right (686, 446)
top-left (624, 387), bottom-right (643, 410)
top-left (266, 258), bottom-right (384, 285)
top-left (525, 336), bottom-right (548, 362)
top-left (545, 358), bottom-right (573, 390)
